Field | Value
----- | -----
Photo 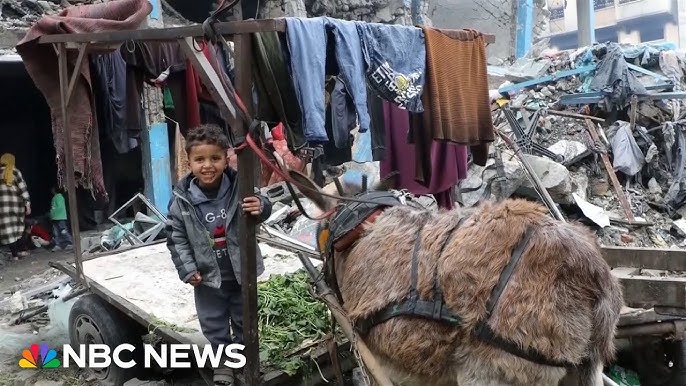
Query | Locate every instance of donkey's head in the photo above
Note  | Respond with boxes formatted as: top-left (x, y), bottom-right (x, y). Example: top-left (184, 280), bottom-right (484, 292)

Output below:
top-left (286, 170), bottom-right (400, 212)
top-left (286, 170), bottom-right (400, 254)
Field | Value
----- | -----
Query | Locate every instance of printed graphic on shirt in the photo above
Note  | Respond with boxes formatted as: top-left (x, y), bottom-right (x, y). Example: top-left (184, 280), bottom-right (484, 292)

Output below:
top-left (212, 224), bottom-right (230, 261)
top-left (368, 61), bottom-right (423, 111)
top-left (205, 209), bottom-right (229, 261)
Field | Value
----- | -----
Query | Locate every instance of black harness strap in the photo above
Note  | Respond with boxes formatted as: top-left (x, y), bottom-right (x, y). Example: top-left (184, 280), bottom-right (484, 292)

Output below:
top-left (355, 216), bottom-right (468, 335)
top-left (472, 227), bottom-right (576, 368)
top-left (353, 221), bottom-right (578, 369)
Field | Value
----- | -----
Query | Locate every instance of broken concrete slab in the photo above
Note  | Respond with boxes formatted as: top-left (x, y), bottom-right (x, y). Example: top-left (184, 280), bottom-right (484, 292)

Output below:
top-left (502, 150), bottom-right (573, 204)
top-left (547, 140), bottom-right (590, 166)
top-left (7, 291), bottom-right (25, 314)
top-left (458, 159), bottom-right (499, 208)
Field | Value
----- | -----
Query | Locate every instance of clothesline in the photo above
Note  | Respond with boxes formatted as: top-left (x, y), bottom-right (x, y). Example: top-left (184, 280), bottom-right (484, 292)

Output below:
top-left (37, 18), bottom-right (495, 46)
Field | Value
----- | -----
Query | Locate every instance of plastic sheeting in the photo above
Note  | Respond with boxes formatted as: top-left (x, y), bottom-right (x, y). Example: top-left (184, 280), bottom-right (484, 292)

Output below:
top-left (663, 120), bottom-right (686, 216)
top-left (590, 43), bottom-right (648, 111)
top-left (609, 122), bottom-right (645, 177)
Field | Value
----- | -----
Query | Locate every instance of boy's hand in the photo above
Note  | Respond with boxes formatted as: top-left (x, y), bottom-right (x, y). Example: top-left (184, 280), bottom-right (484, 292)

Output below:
top-left (188, 272), bottom-right (202, 287)
top-left (242, 196), bottom-right (263, 216)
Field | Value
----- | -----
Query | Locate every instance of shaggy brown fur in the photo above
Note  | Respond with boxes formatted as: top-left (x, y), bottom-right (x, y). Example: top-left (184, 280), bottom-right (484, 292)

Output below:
top-left (291, 172), bottom-right (623, 386)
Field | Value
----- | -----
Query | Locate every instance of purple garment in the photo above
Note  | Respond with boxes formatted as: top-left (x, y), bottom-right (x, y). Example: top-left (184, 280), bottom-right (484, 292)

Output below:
top-left (379, 101), bottom-right (468, 209)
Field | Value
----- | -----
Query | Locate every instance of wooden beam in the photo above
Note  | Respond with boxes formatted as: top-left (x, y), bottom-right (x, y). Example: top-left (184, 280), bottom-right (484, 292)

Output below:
top-left (65, 43), bottom-right (89, 105)
top-left (233, 32), bottom-right (262, 385)
top-left (39, 19), bottom-right (286, 44)
top-left (178, 37), bottom-right (237, 120)
top-left (603, 246), bottom-right (686, 271)
top-left (584, 119), bottom-right (635, 222)
top-left (38, 18), bottom-right (494, 46)
top-left (57, 43), bottom-right (87, 288)
top-left (613, 268), bottom-right (686, 309)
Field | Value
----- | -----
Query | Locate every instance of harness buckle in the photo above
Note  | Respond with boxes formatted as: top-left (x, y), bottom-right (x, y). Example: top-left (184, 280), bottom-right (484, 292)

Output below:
top-left (391, 190), bottom-right (408, 205)
top-left (297, 146), bottom-right (324, 162)
top-left (431, 300), bottom-right (443, 320)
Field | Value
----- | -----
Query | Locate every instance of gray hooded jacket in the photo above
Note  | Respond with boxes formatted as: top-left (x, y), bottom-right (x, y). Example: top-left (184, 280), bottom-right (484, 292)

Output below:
top-left (165, 168), bottom-right (271, 288)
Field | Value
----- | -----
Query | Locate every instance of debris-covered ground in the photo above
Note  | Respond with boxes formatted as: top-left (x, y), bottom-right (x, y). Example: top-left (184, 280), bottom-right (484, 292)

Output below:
top-left (475, 39), bottom-right (686, 250)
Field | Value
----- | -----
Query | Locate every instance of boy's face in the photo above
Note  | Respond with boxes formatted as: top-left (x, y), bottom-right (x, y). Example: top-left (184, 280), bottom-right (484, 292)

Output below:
top-left (188, 144), bottom-right (228, 189)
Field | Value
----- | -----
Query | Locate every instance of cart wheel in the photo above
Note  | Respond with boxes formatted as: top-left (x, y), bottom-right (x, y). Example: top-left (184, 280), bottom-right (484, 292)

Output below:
top-left (69, 294), bottom-right (144, 386)
top-left (631, 336), bottom-right (686, 386)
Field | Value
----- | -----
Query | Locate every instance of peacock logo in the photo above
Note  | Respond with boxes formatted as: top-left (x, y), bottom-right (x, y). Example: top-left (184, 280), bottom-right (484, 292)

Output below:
top-left (18, 343), bottom-right (61, 369)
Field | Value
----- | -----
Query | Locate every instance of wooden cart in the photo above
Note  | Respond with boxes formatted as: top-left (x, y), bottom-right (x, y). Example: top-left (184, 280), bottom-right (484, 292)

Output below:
top-left (50, 242), bottom-right (355, 385)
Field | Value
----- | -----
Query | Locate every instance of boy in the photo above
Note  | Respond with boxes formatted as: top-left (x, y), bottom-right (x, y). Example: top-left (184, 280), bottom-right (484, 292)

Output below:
top-left (165, 124), bottom-right (272, 385)
top-left (49, 187), bottom-right (73, 252)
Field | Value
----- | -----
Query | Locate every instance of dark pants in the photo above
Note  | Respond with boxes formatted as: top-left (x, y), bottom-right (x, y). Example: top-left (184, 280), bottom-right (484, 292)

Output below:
top-left (194, 280), bottom-right (244, 352)
top-left (8, 234), bottom-right (28, 257)
top-left (52, 220), bottom-right (73, 248)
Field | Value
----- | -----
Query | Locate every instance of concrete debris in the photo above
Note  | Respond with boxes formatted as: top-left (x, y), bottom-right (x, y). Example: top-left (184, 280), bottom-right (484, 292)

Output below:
top-left (547, 139), bottom-right (590, 166)
top-left (501, 150), bottom-right (573, 204)
top-left (648, 177), bottom-right (662, 195)
top-left (7, 291), bottom-right (25, 313)
top-left (483, 40), bottom-right (686, 248)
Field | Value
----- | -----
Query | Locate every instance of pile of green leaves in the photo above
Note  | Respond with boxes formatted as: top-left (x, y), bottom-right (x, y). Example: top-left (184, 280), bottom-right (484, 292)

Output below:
top-left (257, 270), bottom-right (330, 375)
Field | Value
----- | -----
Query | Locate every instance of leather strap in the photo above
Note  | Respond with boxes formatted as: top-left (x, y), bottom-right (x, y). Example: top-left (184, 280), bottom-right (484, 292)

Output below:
top-left (333, 209), bottom-right (384, 252)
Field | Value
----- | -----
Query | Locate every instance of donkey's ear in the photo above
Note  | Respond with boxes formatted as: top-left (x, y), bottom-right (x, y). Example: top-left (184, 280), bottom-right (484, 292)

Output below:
top-left (288, 170), bottom-right (334, 211)
top-left (374, 171), bottom-right (399, 191)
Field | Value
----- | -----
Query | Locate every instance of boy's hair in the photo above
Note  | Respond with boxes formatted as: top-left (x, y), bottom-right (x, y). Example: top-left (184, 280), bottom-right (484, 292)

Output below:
top-left (185, 124), bottom-right (230, 154)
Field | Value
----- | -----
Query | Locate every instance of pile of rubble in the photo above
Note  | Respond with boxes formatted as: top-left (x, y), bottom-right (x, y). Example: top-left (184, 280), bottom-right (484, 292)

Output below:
top-left (473, 39), bottom-right (686, 249)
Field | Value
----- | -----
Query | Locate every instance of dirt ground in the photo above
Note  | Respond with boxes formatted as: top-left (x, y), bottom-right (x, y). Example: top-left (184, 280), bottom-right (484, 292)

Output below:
top-left (0, 247), bottom-right (72, 296)
top-left (0, 248), bottom-right (208, 386)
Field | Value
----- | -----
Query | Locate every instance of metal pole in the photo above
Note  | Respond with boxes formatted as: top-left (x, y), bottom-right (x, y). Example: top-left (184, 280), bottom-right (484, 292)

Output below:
top-left (233, 33), bottom-right (262, 385)
top-left (57, 43), bottom-right (87, 287)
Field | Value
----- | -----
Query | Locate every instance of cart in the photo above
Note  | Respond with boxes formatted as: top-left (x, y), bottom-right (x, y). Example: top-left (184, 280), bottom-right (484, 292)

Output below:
top-left (50, 241), bottom-right (356, 386)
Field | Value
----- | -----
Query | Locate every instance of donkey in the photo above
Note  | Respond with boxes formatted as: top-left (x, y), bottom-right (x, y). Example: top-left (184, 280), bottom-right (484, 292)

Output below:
top-left (289, 170), bottom-right (623, 386)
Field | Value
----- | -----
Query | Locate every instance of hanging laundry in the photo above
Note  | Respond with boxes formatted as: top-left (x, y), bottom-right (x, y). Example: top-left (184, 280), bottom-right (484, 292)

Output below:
top-left (119, 41), bottom-right (186, 80)
top-left (15, 0), bottom-right (153, 199)
top-left (322, 79), bottom-right (353, 166)
top-left (252, 31), bottom-right (306, 151)
top-left (330, 77), bottom-right (357, 149)
top-left (326, 18), bottom-right (370, 133)
top-left (380, 101), bottom-right (468, 210)
top-left (419, 28), bottom-right (494, 168)
top-left (119, 40), bottom-right (188, 136)
top-left (184, 41), bottom-right (234, 139)
top-left (356, 22), bottom-right (426, 113)
top-left (90, 51), bottom-right (130, 154)
top-left (284, 17), bottom-right (371, 142)
top-left (366, 82), bottom-right (387, 161)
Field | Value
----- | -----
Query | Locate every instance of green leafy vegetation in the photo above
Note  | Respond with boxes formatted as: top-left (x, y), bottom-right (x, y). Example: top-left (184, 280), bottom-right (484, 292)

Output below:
top-left (257, 270), bottom-right (331, 375)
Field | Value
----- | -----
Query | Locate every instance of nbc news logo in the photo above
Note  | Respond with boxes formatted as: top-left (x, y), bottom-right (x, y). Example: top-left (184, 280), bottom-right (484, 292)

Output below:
top-left (19, 343), bottom-right (61, 369)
